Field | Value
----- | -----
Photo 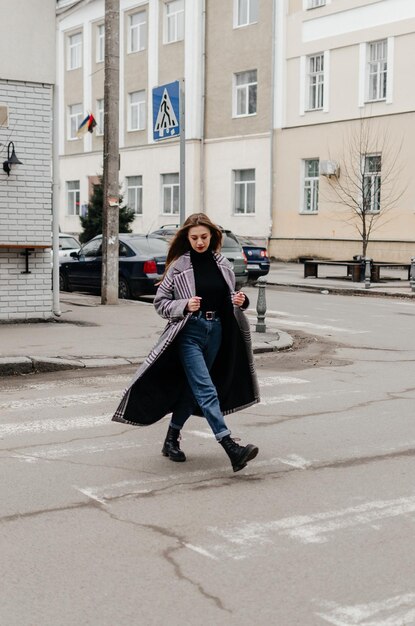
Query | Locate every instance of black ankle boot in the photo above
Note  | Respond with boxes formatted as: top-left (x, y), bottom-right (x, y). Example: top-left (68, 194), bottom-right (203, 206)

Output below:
top-left (219, 435), bottom-right (258, 472)
top-left (162, 426), bottom-right (186, 462)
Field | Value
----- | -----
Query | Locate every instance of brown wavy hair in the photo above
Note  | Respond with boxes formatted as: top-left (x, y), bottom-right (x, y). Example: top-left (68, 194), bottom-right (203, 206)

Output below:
top-left (165, 213), bottom-right (222, 272)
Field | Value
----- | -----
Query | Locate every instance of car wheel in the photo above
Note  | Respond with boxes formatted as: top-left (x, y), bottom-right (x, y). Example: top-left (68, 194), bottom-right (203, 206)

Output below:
top-left (118, 277), bottom-right (131, 299)
top-left (59, 271), bottom-right (71, 292)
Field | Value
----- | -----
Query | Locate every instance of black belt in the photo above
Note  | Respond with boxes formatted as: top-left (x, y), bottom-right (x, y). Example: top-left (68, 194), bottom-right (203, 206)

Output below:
top-left (192, 310), bottom-right (219, 320)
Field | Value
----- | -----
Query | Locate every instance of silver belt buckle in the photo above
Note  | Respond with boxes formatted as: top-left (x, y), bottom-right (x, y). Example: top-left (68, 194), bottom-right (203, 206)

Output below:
top-left (206, 311), bottom-right (214, 320)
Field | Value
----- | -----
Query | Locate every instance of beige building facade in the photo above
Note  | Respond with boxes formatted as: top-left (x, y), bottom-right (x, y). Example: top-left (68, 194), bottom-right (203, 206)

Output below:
top-left (273, 0), bottom-right (415, 262)
top-left (56, 0), bottom-right (272, 241)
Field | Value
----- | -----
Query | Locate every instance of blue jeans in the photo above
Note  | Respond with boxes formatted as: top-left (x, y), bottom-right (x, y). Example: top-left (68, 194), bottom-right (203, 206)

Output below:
top-left (170, 315), bottom-right (231, 441)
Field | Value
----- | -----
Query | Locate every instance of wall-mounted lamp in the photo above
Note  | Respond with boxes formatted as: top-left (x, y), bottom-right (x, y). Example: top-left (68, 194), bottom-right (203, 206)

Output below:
top-left (3, 141), bottom-right (22, 176)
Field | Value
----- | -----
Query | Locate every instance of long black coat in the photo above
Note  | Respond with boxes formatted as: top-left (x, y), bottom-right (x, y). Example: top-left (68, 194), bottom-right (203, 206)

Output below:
top-left (112, 251), bottom-right (260, 426)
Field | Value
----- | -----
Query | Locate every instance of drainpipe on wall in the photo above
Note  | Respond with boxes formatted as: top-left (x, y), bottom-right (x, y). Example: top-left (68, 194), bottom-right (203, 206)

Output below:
top-left (200, 0), bottom-right (206, 212)
top-left (268, 0), bottom-right (277, 245)
top-left (52, 83), bottom-right (61, 317)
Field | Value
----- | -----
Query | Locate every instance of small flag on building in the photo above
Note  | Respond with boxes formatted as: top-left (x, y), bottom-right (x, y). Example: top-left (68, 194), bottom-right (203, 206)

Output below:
top-left (77, 113), bottom-right (97, 136)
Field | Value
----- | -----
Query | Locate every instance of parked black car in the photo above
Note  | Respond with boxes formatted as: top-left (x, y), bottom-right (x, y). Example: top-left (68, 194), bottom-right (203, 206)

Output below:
top-left (237, 236), bottom-right (270, 279)
top-left (151, 224), bottom-right (248, 289)
top-left (59, 234), bottom-right (168, 299)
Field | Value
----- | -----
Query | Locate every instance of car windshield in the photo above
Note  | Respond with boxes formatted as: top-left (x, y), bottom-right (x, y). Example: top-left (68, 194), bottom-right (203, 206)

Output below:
top-left (60, 237), bottom-right (80, 250)
top-left (222, 233), bottom-right (241, 250)
top-left (128, 236), bottom-right (169, 255)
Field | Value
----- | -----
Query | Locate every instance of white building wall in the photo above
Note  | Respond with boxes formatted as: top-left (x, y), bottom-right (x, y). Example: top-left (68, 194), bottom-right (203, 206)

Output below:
top-left (204, 135), bottom-right (272, 238)
top-left (0, 80), bottom-right (53, 320)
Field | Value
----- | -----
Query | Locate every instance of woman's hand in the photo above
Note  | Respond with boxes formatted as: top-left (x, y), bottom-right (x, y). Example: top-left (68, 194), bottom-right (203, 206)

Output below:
top-left (186, 296), bottom-right (202, 312)
top-left (232, 291), bottom-right (246, 307)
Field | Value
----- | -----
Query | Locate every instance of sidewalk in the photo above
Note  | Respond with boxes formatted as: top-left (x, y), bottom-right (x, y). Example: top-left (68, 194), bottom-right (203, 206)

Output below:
top-left (0, 291), bottom-right (292, 376)
top-left (265, 261), bottom-right (415, 298)
top-left (1, 261), bottom-right (412, 377)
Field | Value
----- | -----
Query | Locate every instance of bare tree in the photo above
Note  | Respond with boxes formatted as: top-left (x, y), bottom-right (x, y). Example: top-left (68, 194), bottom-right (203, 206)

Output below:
top-left (325, 115), bottom-right (406, 256)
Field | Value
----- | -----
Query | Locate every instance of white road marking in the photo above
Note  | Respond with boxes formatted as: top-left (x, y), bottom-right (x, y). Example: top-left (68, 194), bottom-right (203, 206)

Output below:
top-left (276, 454), bottom-right (311, 469)
top-left (0, 374), bottom-right (130, 394)
top-left (247, 315), bottom-right (368, 334)
top-left (260, 389), bottom-right (360, 406)
top-left (0, 413), bottom-right (112, 438)
top-left (259, 376), bottom-right (309, 387)
top-left (209, 493), bottom-right (415, 550)
top-left (317, 593), bottom-right (415, 626)
top-left (0, 391), bottom-right (121, 412)
top-left (259, 393), bottom-right (309, 405)
top-left (184, 544), bottom-right (219, 560)
top-left (74, 457), bottom-right (287, 502)
top-left (10, 439), bottom-right (148, 460)
top-left (187, 430), bottom-right (212, 439)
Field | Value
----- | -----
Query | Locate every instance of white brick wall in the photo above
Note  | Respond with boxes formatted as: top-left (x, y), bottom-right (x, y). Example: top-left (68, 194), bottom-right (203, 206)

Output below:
top-left (0, 80), bottom-right (53, 320)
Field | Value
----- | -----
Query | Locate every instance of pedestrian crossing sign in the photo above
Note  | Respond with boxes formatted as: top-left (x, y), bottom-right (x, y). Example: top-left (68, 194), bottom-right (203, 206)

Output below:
top-left (153, 81), bottom-right (180, 141)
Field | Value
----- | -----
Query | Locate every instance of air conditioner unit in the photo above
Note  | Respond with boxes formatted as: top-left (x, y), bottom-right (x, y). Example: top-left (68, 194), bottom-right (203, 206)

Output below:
top-left (319, 160), bottom-right (340, 177)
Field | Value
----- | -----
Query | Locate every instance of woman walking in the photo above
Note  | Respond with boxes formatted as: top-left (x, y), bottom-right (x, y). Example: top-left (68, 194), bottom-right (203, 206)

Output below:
top-left (112, 213), bottom-right (260, 472)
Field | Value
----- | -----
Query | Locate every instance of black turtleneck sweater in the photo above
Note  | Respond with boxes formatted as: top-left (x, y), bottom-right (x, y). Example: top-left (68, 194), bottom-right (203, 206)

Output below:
top-left (190, 248), bottom-right (229, 313)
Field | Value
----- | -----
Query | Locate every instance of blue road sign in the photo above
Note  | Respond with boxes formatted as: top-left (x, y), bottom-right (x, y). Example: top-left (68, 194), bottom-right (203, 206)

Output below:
top-left (153, 81), bottom-right (180, 141)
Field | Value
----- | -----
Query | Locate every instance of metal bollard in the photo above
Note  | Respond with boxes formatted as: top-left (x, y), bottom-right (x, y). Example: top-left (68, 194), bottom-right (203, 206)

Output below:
top-left (410, 257), bottom-right (415, 293)
top-left (256, 278), bottom-right (267, 333)
top-left (364, 256), bottom-right (372, 289)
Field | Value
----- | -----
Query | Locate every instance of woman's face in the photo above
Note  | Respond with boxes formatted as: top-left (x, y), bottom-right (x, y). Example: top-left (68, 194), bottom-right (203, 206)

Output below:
top-left (188, 225), bottom-right (212, 253)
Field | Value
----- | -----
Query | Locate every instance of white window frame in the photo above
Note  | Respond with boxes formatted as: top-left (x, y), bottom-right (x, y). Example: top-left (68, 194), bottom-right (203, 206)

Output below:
top-left (362, 154), bottom-right (381, 213)
top-left (234, 0), bottom-right (258, 28)
top-left (233, 169), bottom-right (256, 215)
top-left (161, 173), bottom-right (180, 215)
top-left (96, 98), bottom-right (104, 136)
top-left (306, 0), bottom-right (326, 9)
top-left (68, 103), bottom-right (83, 140)
top-left (366, 39), bottom-right (388, 102)
top-left (68, 32), bottom-right (82, 70)
top-left (126, 176), bottom-right (143, 215)
top-left (128, 90), bottom-right (146, 131)
top-left (234, 70), bottom-right (258, 117)
top-left (96, 24), bottom-right (105, 63)
top-left (164, 0), bottom-right (184, 44)
top-left (301, 159), bottom-right (320, 213)
top-left (307, 53), bottom-right (324, 111)
top-left (128, 11), bottom-right (146, 53)
top-left (67, 180), bottom-right (80, 216)
top-left (303, 0), bottom-right (331, 8)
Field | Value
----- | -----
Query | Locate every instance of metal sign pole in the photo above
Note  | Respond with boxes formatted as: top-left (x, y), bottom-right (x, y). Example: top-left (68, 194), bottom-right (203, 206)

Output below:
top-left (179, 78), bottom-right (185, 225)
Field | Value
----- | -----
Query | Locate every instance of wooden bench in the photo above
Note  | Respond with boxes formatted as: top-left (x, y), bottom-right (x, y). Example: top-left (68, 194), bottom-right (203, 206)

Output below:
top-left (370, 262), bottom-right (411, 282)
top-left (304, 260), bottom-right (363, 282)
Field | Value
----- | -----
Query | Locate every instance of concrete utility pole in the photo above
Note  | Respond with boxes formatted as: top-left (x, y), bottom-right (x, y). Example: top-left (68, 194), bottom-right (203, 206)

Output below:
top-left (102, 0), bottom-right (120, 305)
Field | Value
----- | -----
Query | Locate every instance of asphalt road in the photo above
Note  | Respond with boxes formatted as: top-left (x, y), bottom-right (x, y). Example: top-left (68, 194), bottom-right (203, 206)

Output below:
top-left (1, 287), bottom-right (414, 626)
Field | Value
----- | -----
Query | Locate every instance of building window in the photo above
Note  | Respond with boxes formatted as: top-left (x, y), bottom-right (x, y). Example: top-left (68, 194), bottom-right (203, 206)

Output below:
top-left (96, 24), bottom-right (105, 63)
top-left (367, 40), bottom-right (387, 102)
top-left (67, 181), bottom-right (80, 215)
top-left (363, 155), bottom-right (381, 213)
top-left (302, 159), bottom-right (319, 213)
top-left (96, 98), bottom-right (104, 135)
top-left (68, 32), bottom-right (82, 70)
top-left (68, 103), bottom-right (83, 140)
top-left (307, 0), bottom-right (326, 8)
top-left (164, 0), bottom-right (184, 44)
top-left (234, 70), bottom-right (257, 117)
top-left (307, 54), bottom-right (324, 110)
top-left (162, 173), bottom-right (179, 215)
top-left (126, 176), bottom-right (143, 215)
top-left (235, 0), bottom-right (258, 27)
top-left (128, 90), bottom-right (146, 131)
top-left (128, 11), bottom-right (146, 53)
top-left (234, 169), bottom-right (256, 214)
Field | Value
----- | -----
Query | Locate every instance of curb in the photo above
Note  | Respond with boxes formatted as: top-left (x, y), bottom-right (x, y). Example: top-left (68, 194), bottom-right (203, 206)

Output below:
top-left (0, 331), bottom-right (292, 377)
top-left (265, 280), bottom-right (415, 299)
